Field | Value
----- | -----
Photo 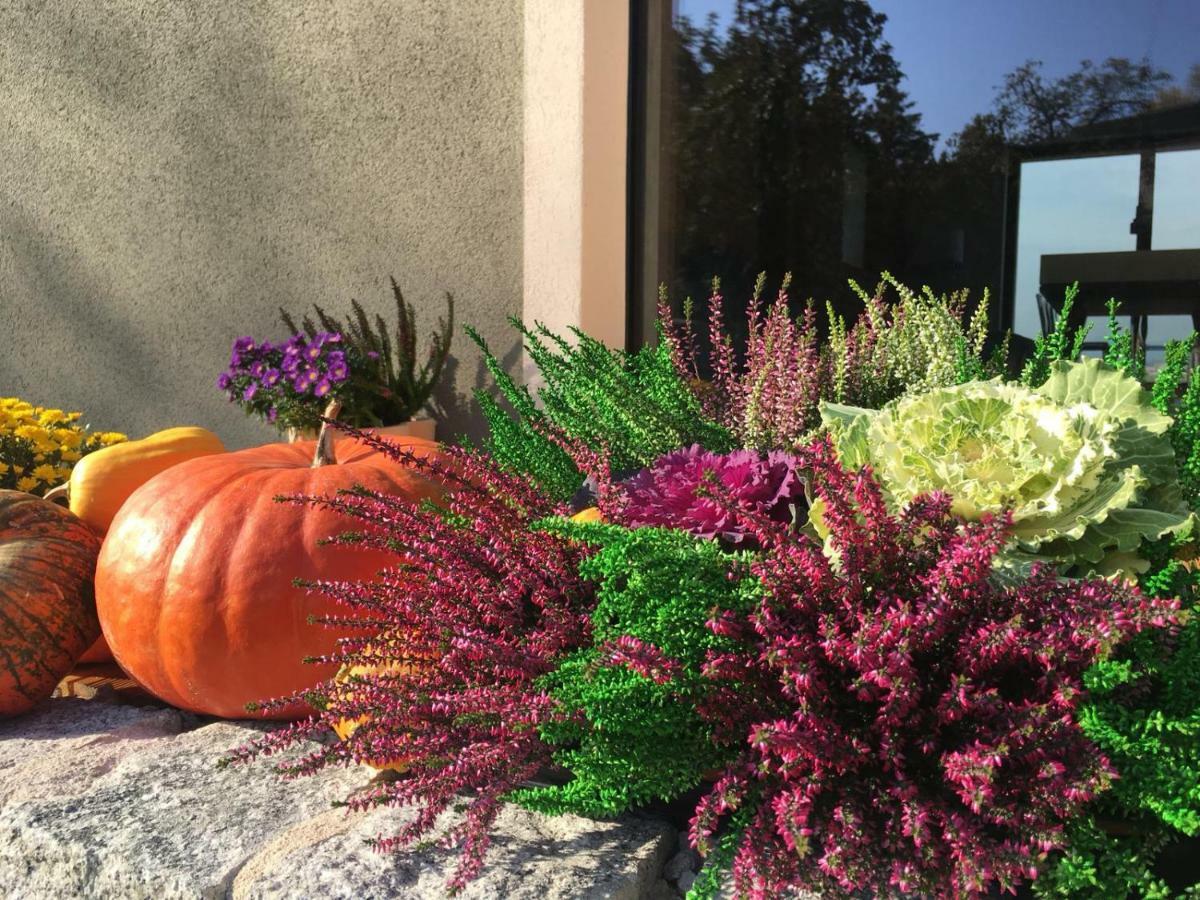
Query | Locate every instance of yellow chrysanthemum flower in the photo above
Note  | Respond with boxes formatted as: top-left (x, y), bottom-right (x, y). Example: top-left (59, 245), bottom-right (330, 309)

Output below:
top-left (2, 396), bottom-right (124, 489)
top-left (13, 424), bottom-right (46, 443)
top-left (31, 463), bottom-right (59, 483)
top-left (53, 428), bottom-right (83, 450)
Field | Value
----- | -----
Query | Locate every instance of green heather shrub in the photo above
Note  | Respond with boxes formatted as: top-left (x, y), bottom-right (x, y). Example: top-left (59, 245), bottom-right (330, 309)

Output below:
top-left (1102, 297), bottom-right (1147, 384)
top-left (821, 357), bottom-right (1193, 579)
top-left (1038, 544), bottom-right (1200, 899)
top-left (1150, 333), bottom-right (1200, 515)
top-left (512, 523), bottom-right (759, 818)
top-left (468, 319), bottom-right (733, 501)
top-left (1021, 283), bottom-right (1092, 387)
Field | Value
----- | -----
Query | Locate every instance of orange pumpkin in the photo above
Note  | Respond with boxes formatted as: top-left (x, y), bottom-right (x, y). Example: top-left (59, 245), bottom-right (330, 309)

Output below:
top-left (0, 490), bottom-right (102, 717)
top-left (46, 426), bottom-right (227, 664)
top-left (94, 426), bottom-right (444, 719)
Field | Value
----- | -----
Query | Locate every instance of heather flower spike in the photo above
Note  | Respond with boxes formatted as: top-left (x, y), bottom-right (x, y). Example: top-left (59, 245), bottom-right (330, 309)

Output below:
top-left (681, 438), bottom-right (1177, 899)
top-left (224, 434), bottom-right (596, 891)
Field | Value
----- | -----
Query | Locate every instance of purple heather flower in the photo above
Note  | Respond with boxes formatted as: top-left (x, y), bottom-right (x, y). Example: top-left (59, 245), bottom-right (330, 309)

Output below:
top-left (620, 445), bottom-right (806, 543)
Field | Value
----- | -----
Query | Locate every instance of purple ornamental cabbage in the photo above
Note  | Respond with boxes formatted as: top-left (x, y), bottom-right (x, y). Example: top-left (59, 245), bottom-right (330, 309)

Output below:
top-left (621, 444), bottom-right (805, 542)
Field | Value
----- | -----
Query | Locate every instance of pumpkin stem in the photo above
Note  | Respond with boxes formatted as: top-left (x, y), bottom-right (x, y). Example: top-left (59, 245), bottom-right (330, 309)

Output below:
top-left (312, 400), bottom-right (344, 468)
top-left (43, 483), bottom-right (70, 505)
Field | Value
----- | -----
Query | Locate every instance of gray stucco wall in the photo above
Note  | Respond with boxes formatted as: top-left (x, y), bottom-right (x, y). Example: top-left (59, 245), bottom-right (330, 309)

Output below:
top-left (0, 1), bottom-right (522, 447)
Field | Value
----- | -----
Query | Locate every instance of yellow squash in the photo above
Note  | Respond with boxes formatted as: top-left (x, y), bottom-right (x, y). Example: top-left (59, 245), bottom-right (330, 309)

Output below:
top-left (56, 426), bottom-right (225, 534)
top-left (332, 648), bottom-right (428, 773)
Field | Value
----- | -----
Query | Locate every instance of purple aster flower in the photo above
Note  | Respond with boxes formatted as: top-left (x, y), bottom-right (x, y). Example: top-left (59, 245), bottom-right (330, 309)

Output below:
top-left (620, 445), bottom-right (806, 543)
top-left (232, 336), bottom-right (256, 353)
top-left (312, 378), bottom-right (333, 398)
top-left (262, 367), bottom-right (281, 386)
top-left (366, 350), bottom-right (380, 360)
top-left (243, 381), bottom-right (259, 402)
top-left (327, 362), bottom-right (349, 383)
top-left (292, 367), bottom-right (320, 393)
top-left (217, 372), bottom-right (232, 391)
top-left (250, 361), bottom-right (266, 377)
top-left (303, 342), bottom-right (323, 361)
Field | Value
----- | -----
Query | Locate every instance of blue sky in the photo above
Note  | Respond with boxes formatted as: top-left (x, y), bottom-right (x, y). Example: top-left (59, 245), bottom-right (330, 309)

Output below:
top-left (679, 0), bottom-right (1200, 144)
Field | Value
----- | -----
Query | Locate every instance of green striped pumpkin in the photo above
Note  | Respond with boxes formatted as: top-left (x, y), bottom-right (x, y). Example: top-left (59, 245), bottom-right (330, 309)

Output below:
top-left (0, 490), bottom-right (101, 716)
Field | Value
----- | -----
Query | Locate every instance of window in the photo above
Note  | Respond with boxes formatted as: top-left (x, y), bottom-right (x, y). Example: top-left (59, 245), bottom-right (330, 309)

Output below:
top-left (629, 0), bottom-right (1200, 367)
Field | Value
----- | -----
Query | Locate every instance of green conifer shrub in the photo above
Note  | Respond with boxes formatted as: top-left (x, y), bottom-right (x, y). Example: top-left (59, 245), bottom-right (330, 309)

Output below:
top-left (468, 320), bottom-right (733, 501)
top-left (512, 523), bottom-right (761, 817)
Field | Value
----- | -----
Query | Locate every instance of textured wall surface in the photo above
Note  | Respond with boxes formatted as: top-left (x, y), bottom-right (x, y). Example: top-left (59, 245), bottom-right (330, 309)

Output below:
top-left (0, 0), bottom-right (523, 447)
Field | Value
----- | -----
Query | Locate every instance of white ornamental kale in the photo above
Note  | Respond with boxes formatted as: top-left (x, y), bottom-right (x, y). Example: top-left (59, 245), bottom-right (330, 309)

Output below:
top-left (820, 357), bottom-right (1193, 578)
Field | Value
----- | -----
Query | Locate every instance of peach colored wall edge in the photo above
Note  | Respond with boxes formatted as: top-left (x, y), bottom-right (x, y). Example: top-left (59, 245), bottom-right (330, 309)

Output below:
top-left (523, 0), bottom-right (629, 362)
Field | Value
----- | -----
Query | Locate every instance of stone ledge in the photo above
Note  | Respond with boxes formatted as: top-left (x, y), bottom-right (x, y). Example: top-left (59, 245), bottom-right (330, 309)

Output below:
top-left (0, 698), bottom-right (675, 899)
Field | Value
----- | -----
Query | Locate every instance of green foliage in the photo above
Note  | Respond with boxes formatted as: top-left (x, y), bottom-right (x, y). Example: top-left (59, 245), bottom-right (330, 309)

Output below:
top-left (511, 523), bottom-right (758, 818)
top-left (279, 277), bottom-right (454, 425)
top-left (1152, 337), bottom-right (1196, 417)
top-left (687, 803), bottom-right (756, 900)
top-left (1103, 298), bottom-right (1147, 383)
top-left (1021, 282), bottom-right (1092, 387)
top-left (1150, 335), bottom-right (1200, 513)
top-left (469, 320), bottom-right (734, 501)
top-left (1035, 817), bottom-right (1177, 899)
top-left (1038, 535), bottom-right (1200, 899)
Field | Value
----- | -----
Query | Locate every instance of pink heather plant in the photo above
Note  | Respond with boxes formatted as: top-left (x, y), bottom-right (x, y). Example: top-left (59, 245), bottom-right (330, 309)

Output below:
top-left (659, 273), bottom-right (1004, 450)
top-left (685, 438), bottom-right (1178, 899)
top-left (664, 274), bottom-right (828, 450)
top-left (620, 444), bottom-right (806, 544)
top-left (222, 431), bottom-right (594, 890)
